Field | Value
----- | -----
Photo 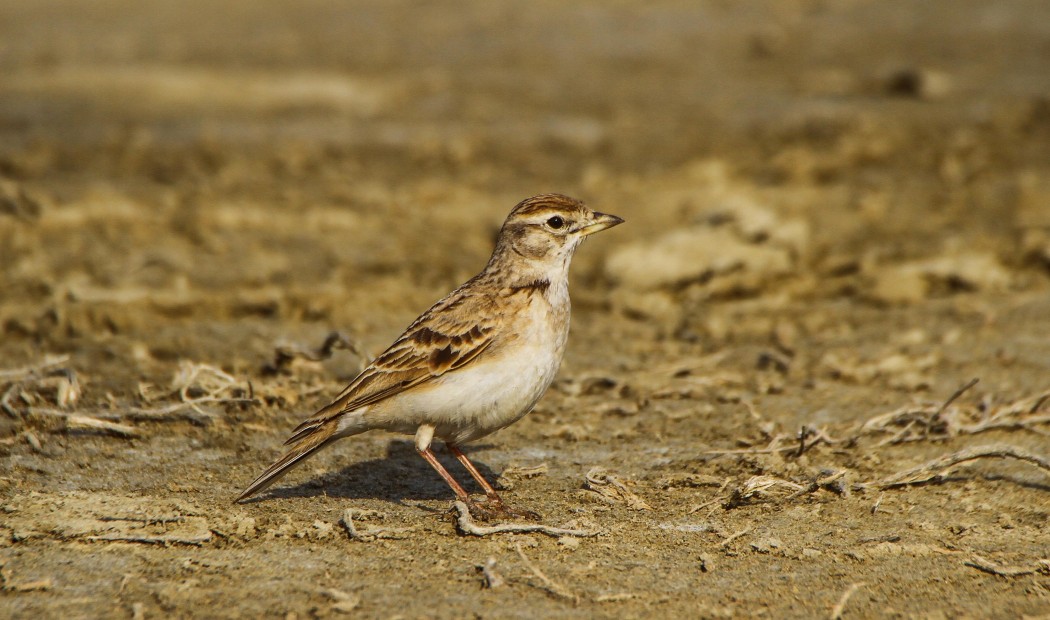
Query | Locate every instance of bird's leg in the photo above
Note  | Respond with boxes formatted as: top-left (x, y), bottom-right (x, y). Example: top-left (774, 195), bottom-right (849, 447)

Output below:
top-left (416, 448), bottom-right (502, 521)
top-left (416, 445), bottom-right (473, 504)
top-left (415, 424), bottom-right (469, 502)
top-left (415, 425), bottom-right (498, 520)
top-left (447, 444), bottom-right (504, 505)
top-left (448, 444), bottom-right (540, 521)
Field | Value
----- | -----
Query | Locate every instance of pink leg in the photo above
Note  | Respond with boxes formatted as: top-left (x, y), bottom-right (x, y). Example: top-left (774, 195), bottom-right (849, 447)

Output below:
top-left (447, 445), bottom-right (539, 520)
top-left (448, 445), bottom-right (504, 504)
top-left (416, 446), bottom-right (472, 503)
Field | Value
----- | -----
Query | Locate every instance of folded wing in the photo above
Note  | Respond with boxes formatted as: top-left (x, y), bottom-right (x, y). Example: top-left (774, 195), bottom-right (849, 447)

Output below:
top-left (284, 288), bottom-right (498, 445)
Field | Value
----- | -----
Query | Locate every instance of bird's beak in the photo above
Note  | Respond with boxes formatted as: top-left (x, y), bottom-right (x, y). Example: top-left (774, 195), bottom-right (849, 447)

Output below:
top-left (577, 212), bottom-right (625, 236)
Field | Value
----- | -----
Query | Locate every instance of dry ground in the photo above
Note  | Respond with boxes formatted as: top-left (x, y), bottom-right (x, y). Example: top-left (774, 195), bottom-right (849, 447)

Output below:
top-left (2, 1), bottom-right (1049, 618)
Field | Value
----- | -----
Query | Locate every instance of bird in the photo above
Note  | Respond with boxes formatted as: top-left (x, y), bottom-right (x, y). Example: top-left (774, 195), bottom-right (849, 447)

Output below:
top-left (236, 194), bottom-right (624, 519)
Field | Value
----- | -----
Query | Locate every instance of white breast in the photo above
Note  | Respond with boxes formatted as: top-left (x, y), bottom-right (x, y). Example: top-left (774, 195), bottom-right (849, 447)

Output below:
top-left (374, 284), bottom-right (569, 445)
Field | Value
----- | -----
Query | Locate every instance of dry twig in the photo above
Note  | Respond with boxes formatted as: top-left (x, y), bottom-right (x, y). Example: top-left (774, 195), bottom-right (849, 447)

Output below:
top-left (703, 426), bottom-right (840, 457)
top-left (30, 395), bottom-right (255, 430)
top-left (878, 444), bottom-right (1050, 488)
top-left (965, 555), bottom-right (1050, 578)
top-left (121, 400), bottom-right (238, 423)
top-left (66, 415), bottom-right (139, 438)
top-left (786, 469), bottom-right (853, 500)
top-left (725, 476), bottom-right (805, 508)
top-left (718, 526), bottom-right (752, 550)
top-left (453, 502), bottom-right (599, 539)
top-left (0, 355), bottom-right (70, 381)
top-left (858, 380), bottom-right (1050, 446)
top-left (339, 509), bottom-right (412, 541)
top-left (515, 542), bottom-right (577, 603)
top-left (829, 582), bottom-right (865, 620)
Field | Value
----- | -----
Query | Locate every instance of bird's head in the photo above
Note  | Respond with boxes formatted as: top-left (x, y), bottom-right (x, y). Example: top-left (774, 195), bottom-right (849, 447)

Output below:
top-left (490, 194), bottom-right (624, 277)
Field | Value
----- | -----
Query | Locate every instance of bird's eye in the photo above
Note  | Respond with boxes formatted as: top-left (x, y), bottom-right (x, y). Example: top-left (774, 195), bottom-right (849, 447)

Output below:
top-left (546, 216), bottom-right (564, 229)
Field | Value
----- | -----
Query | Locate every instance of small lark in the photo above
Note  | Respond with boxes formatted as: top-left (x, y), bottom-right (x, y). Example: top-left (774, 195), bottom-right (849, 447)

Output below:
top-left (237, 194), bottom-right (623, 518)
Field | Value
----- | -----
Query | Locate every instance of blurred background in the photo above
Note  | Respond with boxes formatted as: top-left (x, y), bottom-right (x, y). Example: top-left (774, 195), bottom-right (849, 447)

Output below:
top-left (2, 2), bottom-right (1049, 617)
top-left (2, 1), bottom-right (1048, 359)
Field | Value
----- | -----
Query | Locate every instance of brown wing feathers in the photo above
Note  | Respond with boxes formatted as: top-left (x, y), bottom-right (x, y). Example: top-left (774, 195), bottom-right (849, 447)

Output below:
top-left (235, 419), bottom-right (340, 502)
top-left (236, 290), bottom-right (499, 502)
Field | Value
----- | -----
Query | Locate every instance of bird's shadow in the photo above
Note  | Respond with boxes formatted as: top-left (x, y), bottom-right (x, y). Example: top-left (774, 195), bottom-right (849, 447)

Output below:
top-left (245, 439), bottom-right (501, 505)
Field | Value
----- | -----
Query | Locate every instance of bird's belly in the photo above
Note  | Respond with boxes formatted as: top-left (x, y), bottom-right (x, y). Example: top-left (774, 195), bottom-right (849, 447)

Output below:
top-left (382, 340), bottom-right (562, 445)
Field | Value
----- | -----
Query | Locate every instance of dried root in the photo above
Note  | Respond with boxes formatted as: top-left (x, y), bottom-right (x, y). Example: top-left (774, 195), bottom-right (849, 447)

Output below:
top-left (965, 555), bottom-right (1050, 578)
top-left (339, 509), bottom-right (414, 542)
top-left (167, 361), bottom-right (251, 403)
top-left (878, 444), bottom-right (1050, 488)
top-left (708, 381), bottom-right (1050, 461)
top-left (453, 501), bottom-right (599, 538)
top-left (65, 415), bottom-right (140, 438)
top-left (856, 379), bottom-right (1050, 445)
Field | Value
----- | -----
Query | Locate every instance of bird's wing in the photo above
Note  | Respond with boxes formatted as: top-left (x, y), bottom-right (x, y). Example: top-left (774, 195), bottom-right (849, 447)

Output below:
top-left (283, 285), bottom-right (499, 445)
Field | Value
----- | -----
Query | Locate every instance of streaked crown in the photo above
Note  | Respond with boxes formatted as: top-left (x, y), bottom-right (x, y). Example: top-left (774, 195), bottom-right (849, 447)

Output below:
top-left (488, 194), bottom-right (623, 271)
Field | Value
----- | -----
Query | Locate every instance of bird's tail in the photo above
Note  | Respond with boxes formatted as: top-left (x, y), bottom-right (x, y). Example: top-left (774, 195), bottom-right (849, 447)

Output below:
top-left (235, 420), bottom-right (340, 503)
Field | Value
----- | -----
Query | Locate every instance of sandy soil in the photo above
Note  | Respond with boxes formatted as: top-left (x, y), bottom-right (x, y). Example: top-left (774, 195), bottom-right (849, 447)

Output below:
top-left (2, 1), bottom-right (1049, 617)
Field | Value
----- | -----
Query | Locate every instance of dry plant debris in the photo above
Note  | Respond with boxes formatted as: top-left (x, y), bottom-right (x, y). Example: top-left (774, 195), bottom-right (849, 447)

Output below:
top-left (452, 502), bottom-right (600, 539)
top-left (1, 354), bottom-right (80, 416)
top-left (675, 382), bottom-right (1050, 517)
top-left (339, 508), bottom-right (414, 542)
top-left (476, 557), bottom-right (504, 589)
top-left (320, 588), bottom-right (362, 614)
top-left (964, 555), bottom-right (1050, 578)
top-left (829, 582), bottom-right (865, 620)
top-left (583, 467), bottom-right (652, 510)
top-left (699, 443), bottom-right (1048, 511)
top-left (265, 331), bottom-right (367, 374)
top-left (704, 380), bottom-right (1049, 461)
top-left (26, 360), bottom-right (260, 437)
top-left (65, 414), bottom-right (140, 438)
top-left (856, 379), bottom-right (1050, 445)
top-left (725, 475), bottom-right (805, 508)
top-left (877, 444), bottom-right (1050, 488)
top-left (514, 542), bottom-right (577, 603)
